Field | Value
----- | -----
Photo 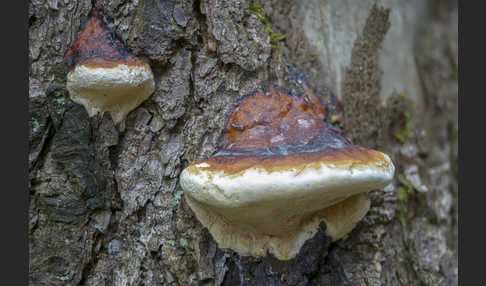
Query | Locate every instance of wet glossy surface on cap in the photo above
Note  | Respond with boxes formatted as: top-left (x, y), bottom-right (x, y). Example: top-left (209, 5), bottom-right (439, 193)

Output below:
top-left (204, 84), bottom-right (377, 172)
top-left (65, 8), bottom-right (144, 68)
top-left (222, 85), bottom-right (327, 151)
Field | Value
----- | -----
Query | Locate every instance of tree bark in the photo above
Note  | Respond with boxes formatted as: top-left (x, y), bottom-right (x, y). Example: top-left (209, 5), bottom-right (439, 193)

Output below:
top-left (29, 0), bottom-right (458, 285)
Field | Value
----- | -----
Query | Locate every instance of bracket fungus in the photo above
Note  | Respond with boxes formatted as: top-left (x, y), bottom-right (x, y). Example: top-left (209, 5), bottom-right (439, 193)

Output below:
top-left (180, 84), bottom-right (395, 260)
top-left (64, 7), bottom-right (155, 124)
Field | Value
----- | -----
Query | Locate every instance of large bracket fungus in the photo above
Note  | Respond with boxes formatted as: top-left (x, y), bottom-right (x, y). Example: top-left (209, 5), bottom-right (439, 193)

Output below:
top-left (180, 84), bottom-right (395, 260)
top-left (64, 7), bottom-right (155, 124)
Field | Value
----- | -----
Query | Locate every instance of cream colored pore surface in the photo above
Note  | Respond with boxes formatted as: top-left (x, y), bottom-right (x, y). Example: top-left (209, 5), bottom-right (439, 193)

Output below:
top-left (185, 192), bottom-right (370, 260)
top-left (67, 63), bottom-right (155, 123)
top-left (180, 153), bottom-right (394, 260)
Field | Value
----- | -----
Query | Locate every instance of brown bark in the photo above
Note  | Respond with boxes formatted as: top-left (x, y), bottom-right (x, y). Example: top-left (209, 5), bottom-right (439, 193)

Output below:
top-left (29, 0), bottom-right (458, 285)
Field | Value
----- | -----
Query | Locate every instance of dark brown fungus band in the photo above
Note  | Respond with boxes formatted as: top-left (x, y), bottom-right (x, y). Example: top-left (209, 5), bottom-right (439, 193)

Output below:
top-left (180, 84), bottom-right (395, 260)
top-left (64, 7), bottom-right (154, 124)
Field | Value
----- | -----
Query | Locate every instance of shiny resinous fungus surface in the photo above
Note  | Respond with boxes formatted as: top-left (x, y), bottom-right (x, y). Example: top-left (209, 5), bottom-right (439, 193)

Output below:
top-left (64, 7), bottom-right (144, 69)
top-left (208, 84), bottom-right (371, 173)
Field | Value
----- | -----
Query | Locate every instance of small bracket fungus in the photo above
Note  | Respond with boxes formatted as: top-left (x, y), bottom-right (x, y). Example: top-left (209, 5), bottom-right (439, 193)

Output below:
top-left (180, 85), bottom-right (395, 260)
top-left (64, 7), bottom-right (155, 124)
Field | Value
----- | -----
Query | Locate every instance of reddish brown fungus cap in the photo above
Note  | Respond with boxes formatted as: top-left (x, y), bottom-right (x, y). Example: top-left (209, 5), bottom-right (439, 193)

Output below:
top-left (65, 8), bottom-right (144, 68)
top-left (223, 84), bottom-right (327, 151)
top-left (207, 84), bottom-right (358, 174)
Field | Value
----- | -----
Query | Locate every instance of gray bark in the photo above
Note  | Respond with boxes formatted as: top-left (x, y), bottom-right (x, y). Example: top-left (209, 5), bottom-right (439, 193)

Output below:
top-left (29, 0), bottom-right (458, 285)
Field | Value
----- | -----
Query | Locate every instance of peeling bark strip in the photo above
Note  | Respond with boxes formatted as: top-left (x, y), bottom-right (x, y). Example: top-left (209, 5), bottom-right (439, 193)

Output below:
top-left (29, 0), bottom-right (457, 285)
top-left (343, 5), bottom-right (391, 147)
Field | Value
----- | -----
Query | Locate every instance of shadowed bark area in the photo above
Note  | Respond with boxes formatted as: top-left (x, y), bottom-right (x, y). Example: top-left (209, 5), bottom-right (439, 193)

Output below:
top-left (29, 0), bottom-right (457, 285)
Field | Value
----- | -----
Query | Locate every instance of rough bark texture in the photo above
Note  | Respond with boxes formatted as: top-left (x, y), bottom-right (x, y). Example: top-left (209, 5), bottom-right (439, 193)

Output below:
top-left (29, 0), bottom-right (458, 285)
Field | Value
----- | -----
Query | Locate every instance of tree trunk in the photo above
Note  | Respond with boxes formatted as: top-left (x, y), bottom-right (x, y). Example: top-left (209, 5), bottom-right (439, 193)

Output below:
top-left (29, 0), bottom-right (458, 285)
